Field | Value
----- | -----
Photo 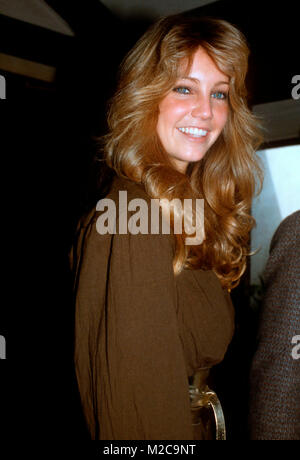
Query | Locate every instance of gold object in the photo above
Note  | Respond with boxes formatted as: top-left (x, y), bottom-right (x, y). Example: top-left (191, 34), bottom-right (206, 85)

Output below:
top-left (189, 368), bottom-right (226, 440)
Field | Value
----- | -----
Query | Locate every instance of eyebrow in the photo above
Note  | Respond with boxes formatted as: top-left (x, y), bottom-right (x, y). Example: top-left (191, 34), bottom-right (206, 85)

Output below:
top-left (180, 77), bottom-right (229, 85)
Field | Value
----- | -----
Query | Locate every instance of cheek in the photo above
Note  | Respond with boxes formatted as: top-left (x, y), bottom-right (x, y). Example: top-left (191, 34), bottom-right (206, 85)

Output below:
top-left (158, 97), bottom-right (189, 126)
top-left (215, 105), bottom-right (229, 130)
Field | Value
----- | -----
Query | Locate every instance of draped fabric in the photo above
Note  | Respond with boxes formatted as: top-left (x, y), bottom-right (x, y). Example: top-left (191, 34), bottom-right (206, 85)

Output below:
top-left (70, 175), bottom-right (234, 440)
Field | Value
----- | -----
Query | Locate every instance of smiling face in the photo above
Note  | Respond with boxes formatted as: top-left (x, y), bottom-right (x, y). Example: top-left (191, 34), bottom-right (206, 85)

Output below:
top-left (156, 46), bottom-right (230, 173)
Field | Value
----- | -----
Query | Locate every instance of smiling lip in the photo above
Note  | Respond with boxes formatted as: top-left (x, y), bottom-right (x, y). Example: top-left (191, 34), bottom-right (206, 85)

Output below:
top-left (177, 126), bottom-right (210, 139)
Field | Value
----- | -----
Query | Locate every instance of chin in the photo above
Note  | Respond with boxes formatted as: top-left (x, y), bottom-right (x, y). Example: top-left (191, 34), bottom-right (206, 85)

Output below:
top-left (186, 151), bottom-right (208, 163)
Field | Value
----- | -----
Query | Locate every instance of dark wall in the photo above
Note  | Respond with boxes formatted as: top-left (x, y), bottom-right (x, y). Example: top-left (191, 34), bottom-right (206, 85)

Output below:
top-left (190, 0), bottom-right (299, 106)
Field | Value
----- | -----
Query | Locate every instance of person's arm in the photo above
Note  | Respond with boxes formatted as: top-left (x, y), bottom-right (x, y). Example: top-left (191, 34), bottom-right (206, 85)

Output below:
top-left (73, 217), bottom-right (193, 440)
top-left (249, 213), bottom-right (300, 440)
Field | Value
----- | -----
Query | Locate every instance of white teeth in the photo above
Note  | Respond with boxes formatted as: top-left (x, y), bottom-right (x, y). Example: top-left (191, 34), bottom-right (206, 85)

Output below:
top-left (178, 127), bottom-right (208, 137)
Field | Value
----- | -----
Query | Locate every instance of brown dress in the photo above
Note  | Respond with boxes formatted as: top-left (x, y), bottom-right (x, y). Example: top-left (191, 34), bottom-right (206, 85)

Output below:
top-left (70, 175), bottom-right (234, 440)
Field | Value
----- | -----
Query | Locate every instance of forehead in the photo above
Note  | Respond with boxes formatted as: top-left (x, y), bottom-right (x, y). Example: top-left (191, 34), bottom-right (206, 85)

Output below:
top-left (178, 46), bottom-right (229, 83)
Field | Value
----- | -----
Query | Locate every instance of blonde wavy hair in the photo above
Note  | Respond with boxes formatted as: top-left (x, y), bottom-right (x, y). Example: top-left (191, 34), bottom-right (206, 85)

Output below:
top-left (100, 14), bottom-right (263, 290)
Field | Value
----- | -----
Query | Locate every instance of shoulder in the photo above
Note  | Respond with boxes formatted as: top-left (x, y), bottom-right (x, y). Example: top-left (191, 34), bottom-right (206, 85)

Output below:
top-left (270, 210), bottom-right (300, 253)
top-left (95, 175), bottom-right (153, 227)
top-left (75, 175), bottom-right (151, 232)
top-left (73, 174), bottom-right (176, 260)
top-left (263, 211), bottom-right (300, 301)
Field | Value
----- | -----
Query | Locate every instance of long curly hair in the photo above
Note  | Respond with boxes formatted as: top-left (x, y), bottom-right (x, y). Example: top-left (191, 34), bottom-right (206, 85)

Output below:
top-left (100, 14), bottom-right (263, 290)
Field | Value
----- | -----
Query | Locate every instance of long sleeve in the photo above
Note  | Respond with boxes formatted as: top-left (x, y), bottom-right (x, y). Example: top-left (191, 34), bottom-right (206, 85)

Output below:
top-left (249, 211), bottom-right (300, 439)
top-left (72, 211), bottom-right (194, 440)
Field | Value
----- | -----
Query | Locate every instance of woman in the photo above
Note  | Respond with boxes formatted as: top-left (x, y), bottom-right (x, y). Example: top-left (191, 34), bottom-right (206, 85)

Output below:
top-left (70, 14), bottom-right (262, 440)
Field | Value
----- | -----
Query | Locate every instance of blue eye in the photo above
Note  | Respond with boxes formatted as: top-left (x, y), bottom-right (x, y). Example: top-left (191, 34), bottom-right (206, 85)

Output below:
top-left (173, 86), bottom-right (191, 94)
top-left (212, 91), bottom-right (227, 100)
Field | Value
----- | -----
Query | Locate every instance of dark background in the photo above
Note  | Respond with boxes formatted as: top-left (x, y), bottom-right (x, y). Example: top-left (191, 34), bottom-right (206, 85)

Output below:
top-left (0, 0), bottom-right (299, 441)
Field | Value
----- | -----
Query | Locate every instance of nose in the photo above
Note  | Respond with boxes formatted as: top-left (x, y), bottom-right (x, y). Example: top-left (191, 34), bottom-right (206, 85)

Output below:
top-left (191, 94), bottom-right (213, 120)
